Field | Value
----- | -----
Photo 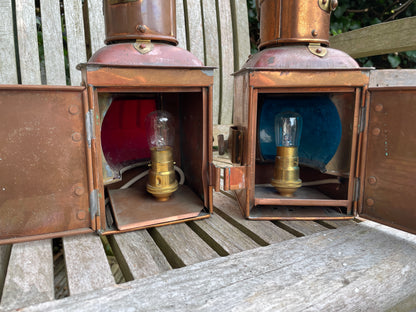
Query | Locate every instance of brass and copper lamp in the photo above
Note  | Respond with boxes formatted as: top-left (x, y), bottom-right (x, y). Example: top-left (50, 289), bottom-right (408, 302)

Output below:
top-left (271, 111), bottom-right (302, 197)
top-left (145, 110), bottom-right (178, 201)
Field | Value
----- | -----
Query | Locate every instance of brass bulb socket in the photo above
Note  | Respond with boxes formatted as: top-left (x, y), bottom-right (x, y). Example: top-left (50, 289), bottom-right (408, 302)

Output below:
top-left (271, 146), bottom-right (302, 197)
top-left (146, 147), bottom-right (178, 201)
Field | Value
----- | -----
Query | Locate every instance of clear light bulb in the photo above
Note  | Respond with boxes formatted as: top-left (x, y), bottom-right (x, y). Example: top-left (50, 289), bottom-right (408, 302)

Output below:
top-left (145, 110), bottom-right (175, 150)
top-left (145, 110), bottom-right (178, 201)
top-left (272, 111), bottom-right (302, 197)
top-left (275, 111), bottom-right (302, 147)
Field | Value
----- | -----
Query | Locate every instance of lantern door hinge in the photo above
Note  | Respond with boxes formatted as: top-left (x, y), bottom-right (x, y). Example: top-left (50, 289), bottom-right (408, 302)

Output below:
top-left (90, 189), bottom-right (100, 220)
top-left (353, 177), bottom-right (361, 202)
top-left (358, 106), bottom-right (367, 133)
top-left (85, 109), bottom-right (95, 148)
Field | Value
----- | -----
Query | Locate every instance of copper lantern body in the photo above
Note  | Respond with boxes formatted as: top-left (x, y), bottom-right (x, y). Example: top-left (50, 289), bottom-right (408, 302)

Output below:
top-left (0, 0), bottom-right (215, 244)
top-left (222, 0), bottom-right (416, 235)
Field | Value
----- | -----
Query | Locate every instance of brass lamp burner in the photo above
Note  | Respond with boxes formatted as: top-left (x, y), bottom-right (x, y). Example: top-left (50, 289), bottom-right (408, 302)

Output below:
top-left (271, 146), bottom-right (302, 197)
top-left (146, 147), bottom-right (178, 201)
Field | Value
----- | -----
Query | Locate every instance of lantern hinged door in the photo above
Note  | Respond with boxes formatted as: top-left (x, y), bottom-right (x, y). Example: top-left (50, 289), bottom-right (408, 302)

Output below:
top-left (0, 85), bottom-right (96, 244)
top-left (358, 69), bottom-right (416, 235)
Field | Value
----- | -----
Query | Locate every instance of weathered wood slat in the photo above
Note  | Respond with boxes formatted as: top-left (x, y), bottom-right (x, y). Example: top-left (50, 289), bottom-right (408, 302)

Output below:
top-left (39, 0), bottom-right (66, 85)
top-left (184, 0), bottom-right (204, 63)
top-left (230, 0), bottom-right (251, 69)
top-left (86, 0), bottom-right (106, 56)
top-left (320, 219), bottom-right (357, 229)
top-left (0, 244), bottom-right (11, 302)
top-left (217, 0), bottom-right (235, 125)
top-left (19, 221), bottom-right (416, 312)
top-left (0, 240), bottom-right (53, 310)
top-left (62, 234), bottom-right (114, 296)
top-left (15, 0), bottom-right (41, 85)
top-left (0, 0), bottom-right (18, 84)
top-left (214, 192), bottom-right (296, 244)
top-left (108, 230), bottom-right (171, 281)
top-left (149, 223), bottom-right (218, 267)
top-left (369, 69), bottom-right (416, 88)
top-left (175, 0), bottom-right (187, 50)
top-left (189, 214), bottom-right (260, 255)
top-left (279, 220), bottom-right (329, 236)
top-left (330, 16), bottom-right (416, 59)
top-left (201, 0), bottom-right (220, 124)
top-left (63, 0), bottom-right (87, 86)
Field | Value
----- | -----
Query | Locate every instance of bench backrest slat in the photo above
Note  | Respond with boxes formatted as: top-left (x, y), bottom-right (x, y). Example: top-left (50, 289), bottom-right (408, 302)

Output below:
top-left (40, 0), bottom-right (66, 85)
top-left (0, 0), bottom-right (18, 84)
top-left (16, 0), bottom-right (41, 85)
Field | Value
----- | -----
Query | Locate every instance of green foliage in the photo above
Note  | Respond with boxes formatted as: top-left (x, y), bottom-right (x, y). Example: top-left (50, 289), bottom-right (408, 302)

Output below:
top-left (246, 0), bottom-right (416, 68)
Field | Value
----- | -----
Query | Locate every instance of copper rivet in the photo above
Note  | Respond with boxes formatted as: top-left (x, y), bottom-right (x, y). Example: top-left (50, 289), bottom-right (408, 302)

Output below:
top-left (375, 104), bottom-right (384, 112)
top-left (322, 0), bottom-right (327, 4)
top-left (140, 43), bottom-right (146, 49)
top-left (368, 176), bottom-right (377, 185)
top-left (366, 198), bottom-right (375, 206)
top-left (312, 30), bottom-right (318, 37)
top-left (74, 186), bottom-right (84, 196)
top-left (72, 132), bottom-right (82, 142)
top-left (137, 25), bottom-right (146, 33)
top-left (372, 128), bottom-right (381, 136)
top-left (68, 105), bottom-right (79, 115)
top-left (316, 48), bottom-right (322, 54)
top-left (77, 210), bottom-right (86, 220)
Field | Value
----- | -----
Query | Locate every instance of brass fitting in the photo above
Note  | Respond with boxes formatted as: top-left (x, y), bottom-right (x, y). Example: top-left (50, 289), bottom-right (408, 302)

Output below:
top-left (146, 147), bottom-right (178, 201)
top-left (271, 146), bottom-right (302, 197)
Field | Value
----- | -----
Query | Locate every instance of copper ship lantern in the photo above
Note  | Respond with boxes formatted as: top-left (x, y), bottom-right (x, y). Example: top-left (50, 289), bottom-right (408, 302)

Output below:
top-left (0, 0), bottom-right (216, 244)
top-left (221, 0), bottom-right (416, 234)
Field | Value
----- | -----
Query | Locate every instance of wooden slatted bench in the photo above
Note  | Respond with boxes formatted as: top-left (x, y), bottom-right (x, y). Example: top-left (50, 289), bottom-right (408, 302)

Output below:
top-left (2, 1), bottom-right (416, 311)
top-left (0, 192), bottom-right (365, 311)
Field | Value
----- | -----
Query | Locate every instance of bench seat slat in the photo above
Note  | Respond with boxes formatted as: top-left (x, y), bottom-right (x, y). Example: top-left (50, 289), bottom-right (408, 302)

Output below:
top-left (150, 223), bottom-right (218, 267)
top-left (0, 244), bottom-right (11, 302)
top-left (63, 234), bottom-right (114, 296)
top-left (18, 221), bottom-right (416, 312)
top-left (214, 192), bottom-right (295, 244)
top-left (279, 220), bottom-right (330, 236)
top-left (190, 214), bottom-right (260, 255)
top-left (109, 230), bottom-right (171, 281)
top-left (0, 240), bottom-right (53, 310)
